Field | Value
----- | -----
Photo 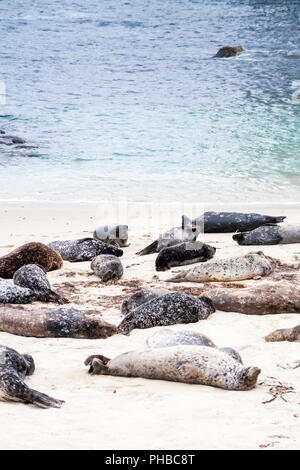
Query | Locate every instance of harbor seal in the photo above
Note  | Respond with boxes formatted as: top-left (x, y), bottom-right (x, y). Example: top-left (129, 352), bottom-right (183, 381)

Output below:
top-left (203, 281), bottom-right (300, 315)
top-left (182, 212), bottom-right (285, 233)
top-left (91, 255), bottom-right (123, 282)
top-left (0, 345), bottom-right (64, 408)
top-left (136, 221), bottom-right (202, 256)
top-left (121, 288), bottom-right (170, 315)
top-left (155, 241), bottom-right (216, 271)
top-left (13, 264), bottom-right (68, 304)
top-left (117, 293), bottom-right (215, 335)
top-left (233, 224), bottom-right (300, 245)
top-left (93, 225), bottom-right (130, 247)
top-left (265, 325), bottom-right (300, 342)
top-left (167, 252), bottom-right (273, 283)
top-left (84, 345), bottom-right (260, 390)
top-left (0, 306), bottom-right (117, 338)
top-left (48, 238), bottom-right (123, 262)
top-left (0, 278), bottom-right (36, 304)
top-left (145, 329), bottom-right (243, 363)
top-left (214, 46), bottom-right (244, 58)
top-left (0, 242), bottom-right (63, 279)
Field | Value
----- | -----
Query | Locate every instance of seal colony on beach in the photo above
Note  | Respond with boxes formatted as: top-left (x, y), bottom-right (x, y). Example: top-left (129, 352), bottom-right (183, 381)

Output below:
top-left (48, 238), bottom-right (123, 262)
top-left (0, 242), bottom-right (63, 279)
top-left (0, 345), bottom-right (63, 408)
top-left (84, 345), bottom-right (260, 390)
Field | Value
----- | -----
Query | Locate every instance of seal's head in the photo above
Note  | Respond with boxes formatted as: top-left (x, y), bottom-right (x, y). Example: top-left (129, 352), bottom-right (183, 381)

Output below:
top-left (198, 296), bottom-right (215, 317)
top-left (237, 366), bottom-right (261, 390)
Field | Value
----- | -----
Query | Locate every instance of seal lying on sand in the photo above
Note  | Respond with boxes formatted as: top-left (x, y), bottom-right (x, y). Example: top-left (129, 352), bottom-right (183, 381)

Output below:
top-left (0, 345), bottom-right (63, 408)
top-left (265, 325), bottom-right (300, 342)
top-left (91, 255), bottom-right (123, 282)
top-left (182, 212), bottom-right (285, 233)
top-left (167, 252), bottom-right (273, 283)
top-left (93, 225), bottom-right (130, 247)
top-left (121, 288), bottom-right (170, 315)
top-left (0, 242), bottom-right (63, 279)
top-left (155, 241), bottom-right (216, 271)
top-left (117, 293), bottom-right (215, 335)
top-left (136, 222), bottom-right (202, 256)
top-left (214, 46), bottom-right (244, 58)
top-left (48, 238), bottom-right (123, 262)
top-left (233, 224), bottom-right (300, 245)
top-left (204, 281), bottom-right (300, 315)
top-left (0, 279), bottom-right (36, 304)
top-left (84, 345), bottom-right (260, 390)
top-left (0, 306), bottom-right (117, 338)
top-left (146, 329), bottom-right (243, 363)
top-left (13, 264), bottom-right (68, 304)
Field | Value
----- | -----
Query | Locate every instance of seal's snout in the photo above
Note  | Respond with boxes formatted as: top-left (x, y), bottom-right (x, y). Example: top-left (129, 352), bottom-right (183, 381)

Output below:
top-left (232, 232), bottom-right (244, 244)
top-left (242, 366), bottom-right (261, 390)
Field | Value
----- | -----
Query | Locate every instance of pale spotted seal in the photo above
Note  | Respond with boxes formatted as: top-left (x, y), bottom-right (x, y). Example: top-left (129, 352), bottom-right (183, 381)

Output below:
top-left (91, 255), bottom-right (123, 282)
top-left (265, 325), bottom-right (300, 342)
top-left (117, 293), bottom-right (215, 335)
top-left (84, 345), bottom-right (260, 390)
top-left (48, 237), bottom-right (123, 262)
top-left (0, 345), bottom-right (64, 408)
top-left (121, 288), bottom-right (170, 315)
top-left (13, 264), bottom-right (68, 304)
top-left (145, 329), bottom-right (243, 363)
top-left (0, 242), bottom-right (63, 279)
top-left (93, 225), bottom-right (130, 247)
top-left (182, 212), bottom-right (285, 233)
top-left (167, 252), bottom-right (273, 283)
top-left (0, 306), bottom-right (117, 338)
top-left (155, 241), bottom-right (216, 271)
top-left (0, 278), bottom-right (36, 304)
top-left (214, 46), bottom-right (244, 58)
top-left (233, 224), bottom-right (300, 245)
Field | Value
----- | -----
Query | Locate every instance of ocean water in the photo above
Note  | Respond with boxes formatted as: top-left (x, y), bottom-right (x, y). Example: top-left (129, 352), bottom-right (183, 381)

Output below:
top-left (0, 0), bottom-right (299, 203)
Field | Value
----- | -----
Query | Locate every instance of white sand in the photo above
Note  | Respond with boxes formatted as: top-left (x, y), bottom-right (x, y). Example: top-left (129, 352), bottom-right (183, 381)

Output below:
top-left (0, 202), bottom-right (299, 450)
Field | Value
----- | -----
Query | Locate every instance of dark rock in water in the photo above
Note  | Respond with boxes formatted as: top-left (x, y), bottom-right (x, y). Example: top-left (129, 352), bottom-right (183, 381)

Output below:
top-left (11, 137), bottom-right (26, 144)
top-left (214, 46), bottom-right (244, 58)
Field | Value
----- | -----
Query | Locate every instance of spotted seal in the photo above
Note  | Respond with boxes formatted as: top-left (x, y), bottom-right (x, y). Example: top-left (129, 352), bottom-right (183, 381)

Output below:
top-left (265, 325), bottom-right (300, 342)
top-left (233, 224), bottom-right (300, 245)
top-left (155, 241), bottom-right (216, 271)
top-left (214, 46), bottom-right (244, 58)
top-left (13, 264), bottom-right (68, 304)
top-left (0, 242), bottom-right (63, 279)
top-left (93, 225), bottom-right (130, 247)
top-left (167, 252), bottom-right (273, 283)
top-left (84, 345), bottom-right (260, 390)
top-left (91, 255), bottom-right (123, 282)
top-left (48, 237), bottom-right (123, 262)
top-left (0, 345), bottom-right (64, 408)
top-left (121, 288), bottom-right (170, 315)
top-left (117, 293), bottom-right (215, 335)
top-left (0, 278), bottom-right (36, 304)
top-left (182, 212), bottom-right (285, 233)
top-left (145, 329), bottom-right (243, 363)
top-left (0, 306), bottom-right (117, 338)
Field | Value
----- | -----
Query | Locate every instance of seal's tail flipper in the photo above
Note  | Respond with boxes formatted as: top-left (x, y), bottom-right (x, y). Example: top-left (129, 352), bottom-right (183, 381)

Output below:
top-left (274, 216), bottom-right (286, 223)
top-left (36, 288), bottom-right (69, 304)
top-left (166, 272), bottom-right (187, 282)
top-left (0, 373), bottom-right (64, 408)
top-left (136, 240), bottom-right (158, 256)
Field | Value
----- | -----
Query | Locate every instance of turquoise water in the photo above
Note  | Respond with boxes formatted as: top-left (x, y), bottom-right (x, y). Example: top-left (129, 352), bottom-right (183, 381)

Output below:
top-left (0, 0), bottom-right (299, 202)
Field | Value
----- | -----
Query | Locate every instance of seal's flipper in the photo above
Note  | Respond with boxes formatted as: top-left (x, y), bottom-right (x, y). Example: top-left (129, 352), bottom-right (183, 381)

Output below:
top-left (274, 216), bottom-right (286, 223)
top-left (136, 240), bottom-right (158, 256)
top-left (36, 288), bottom-right (69, 304)
top-left (84, 354), bottom-right (111, 366)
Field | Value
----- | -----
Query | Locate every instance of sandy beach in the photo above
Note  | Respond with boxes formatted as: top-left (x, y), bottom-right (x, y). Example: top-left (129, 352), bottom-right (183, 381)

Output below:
top-left (0, 201), bottom-right (299, 450)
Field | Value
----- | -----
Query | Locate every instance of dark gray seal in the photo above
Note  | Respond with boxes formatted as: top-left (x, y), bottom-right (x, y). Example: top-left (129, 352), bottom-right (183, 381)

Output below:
top-left (214, 46), bottom-right (244, 58)
top-left (117, 293), bottom-right (215, 335)
top-left (93, 225), bottom-right (130, 247)
top-left (0, 306), bottom-right (117, 338)
top-left (91, 255), bottom-right (123, 282)
top-left (183, 212), bottom-right (285, 233)
top-left (155, 241), bottom-right (216, 271)
top-left (85, 346), bottom-right (260, 390)
top-left (0, 345), bottom-right (64, 408)
top-left (13, 264), bottom-right (68, 304)
top-left (0, 278), bottom-right (36, 304)
top-left (233, 224), bottom-right (300, 245)
top-left (0, 242), bottom-right (63, 279)
top-left (265, 325), bottom-right (300, 342)
top-left (48, 237), bottom-right (123, 262)
top-left (121, 288), bottom-right (170, 315)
